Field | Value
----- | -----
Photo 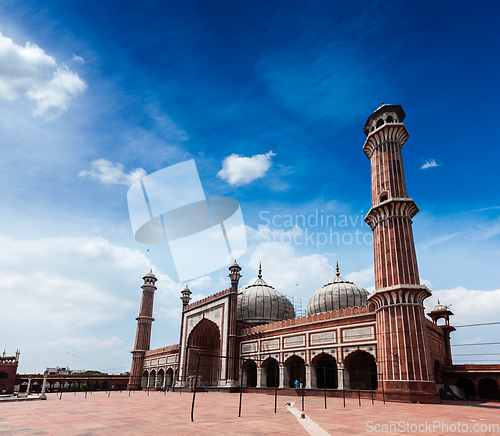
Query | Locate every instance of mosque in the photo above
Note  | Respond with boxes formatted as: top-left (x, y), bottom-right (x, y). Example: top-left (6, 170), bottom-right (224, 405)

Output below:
top-left (126, 104), bottom-right (500, 403)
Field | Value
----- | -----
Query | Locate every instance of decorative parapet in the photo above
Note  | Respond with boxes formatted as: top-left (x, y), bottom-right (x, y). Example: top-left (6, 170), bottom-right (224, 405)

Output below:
top-left (184, 288), bottom-right (231, 311)
top-left (241, 304), bottom-right (375, 336)
top-left (146, 344), bottom-right (179, 356)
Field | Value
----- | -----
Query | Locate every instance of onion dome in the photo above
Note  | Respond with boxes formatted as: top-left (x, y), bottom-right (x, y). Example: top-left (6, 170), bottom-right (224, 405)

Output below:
top-left (432, 300), bottom-right (447, 312)
top-left (237, 264), bottom-right (295, 325)
top-left (306, 262), bottom-right (369, 316)
top-left (144, 269), bottom-right (156, 278)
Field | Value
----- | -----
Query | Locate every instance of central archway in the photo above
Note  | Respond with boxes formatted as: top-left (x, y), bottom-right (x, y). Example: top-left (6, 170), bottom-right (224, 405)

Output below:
top-left (187, 318), bottom-right (221, 386)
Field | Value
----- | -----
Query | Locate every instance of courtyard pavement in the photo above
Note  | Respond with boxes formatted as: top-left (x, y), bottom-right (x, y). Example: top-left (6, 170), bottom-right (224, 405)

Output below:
top-left (0, 390), bottom-right (499, 435)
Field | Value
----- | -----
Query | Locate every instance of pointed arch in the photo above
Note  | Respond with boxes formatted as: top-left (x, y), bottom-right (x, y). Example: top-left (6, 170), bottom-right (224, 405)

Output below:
top-left (311, 352), bottom-right (338, 389)
top-left (344, 350), bottom-right (377, 390)
top-left (187, 318), bottom-right (221, 386)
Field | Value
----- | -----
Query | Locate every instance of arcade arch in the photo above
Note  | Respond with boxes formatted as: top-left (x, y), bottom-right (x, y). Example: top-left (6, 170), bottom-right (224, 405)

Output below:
top-left (345, 350), bottom-right (377, 390)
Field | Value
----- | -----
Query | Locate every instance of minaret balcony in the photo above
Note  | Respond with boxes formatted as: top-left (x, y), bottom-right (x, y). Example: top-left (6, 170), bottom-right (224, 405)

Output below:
top-left (363, 123), bottom-right (409, 159)
top-left (364, 197), bottom-right (419, 230)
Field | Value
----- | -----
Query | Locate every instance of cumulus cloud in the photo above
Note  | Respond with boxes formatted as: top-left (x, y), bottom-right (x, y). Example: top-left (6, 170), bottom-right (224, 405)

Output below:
top-left (0, 33), bottom-right (87, 119)
top-left (217, 151), bottom-right (276, 186)
top-left (0, 233), bottom-right (156, 372)
top-left (79, 158), bottom-right (146, 186)
top-left (421, 159), bottom-right (441, 169)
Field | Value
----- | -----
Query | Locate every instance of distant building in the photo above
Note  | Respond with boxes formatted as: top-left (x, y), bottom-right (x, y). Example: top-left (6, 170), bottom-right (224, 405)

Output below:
top-left (0, 350), bottom-right (20, 394)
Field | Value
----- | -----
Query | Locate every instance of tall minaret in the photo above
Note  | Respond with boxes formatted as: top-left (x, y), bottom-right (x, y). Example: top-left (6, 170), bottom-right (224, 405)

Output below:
top-left (227, 260), bottom-right (241, 386)
top-left (363, 104), bottom-right (438, 403)
top-left (127, 270), bottom-right (157, 390)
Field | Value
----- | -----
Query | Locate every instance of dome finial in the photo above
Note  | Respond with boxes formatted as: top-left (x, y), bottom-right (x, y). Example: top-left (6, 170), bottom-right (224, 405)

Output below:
top-left (437, 299), bottom-right (440, 305)
top-left (258, 262), bottom-right (262, 279)
top-left (336, 261), bottom-right (340, 277)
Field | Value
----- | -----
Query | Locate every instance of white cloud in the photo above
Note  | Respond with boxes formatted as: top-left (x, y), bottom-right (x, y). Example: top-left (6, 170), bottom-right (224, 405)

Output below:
top-left (71, 54), bottom-right (84, 63)
top-left (79, 158), bottom-right (146, 186)
top-left (217, 151), bottom-right (276, 186)
top-left (244, 239), bottom-right (335, 298)
top-left (0, 234), bottom-right (157, 372)
top-left (426, 287), bottom-right (500, 325)
top-left (421, 159), bottom-right (441, 169)
top-left (420, 277), bottom-right (433, 288)
top-left (345, 266), bottom-right (374, 288)
top-left (0, 32), bottom-right (87, 119)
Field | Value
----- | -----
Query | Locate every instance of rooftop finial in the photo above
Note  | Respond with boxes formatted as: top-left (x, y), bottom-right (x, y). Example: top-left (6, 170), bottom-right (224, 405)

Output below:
top-left (437, 299), bottom-right (440, 305)
top-left (381, 101), bottom-right (384, 105)
top-left (336, 261), bottom-right (340, 277)
top-left (258, 262), bottom-right (262, 279)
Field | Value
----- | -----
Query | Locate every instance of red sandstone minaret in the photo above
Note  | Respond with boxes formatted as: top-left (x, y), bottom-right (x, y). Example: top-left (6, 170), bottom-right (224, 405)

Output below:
top-left (363, 104), bottom-right (438, 403)
top-left (127, 270), bottom-right (157, 390)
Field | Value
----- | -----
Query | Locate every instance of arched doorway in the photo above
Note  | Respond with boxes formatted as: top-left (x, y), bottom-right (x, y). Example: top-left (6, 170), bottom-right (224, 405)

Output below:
top-left (187, 319), bottom-right (221, 386)
top-left (478, 378), bottom-right (500, 400)
top-left (312, 353), bottom-right (338, 389)
top-left (345, 351), bottom-right (377, 390)
top-left (157, 369), bottom-right (165, 389)
top-left (149, 370), bottom-right (156, 388)
top-left (456, 378), bottom-right (476, 398)
top-left (141, 371), bottom-right (148, 388)
top-left (166, 368), bottom-right (173, 387)
top-left (242, 360), bottom-right (257, 387)
top-left (434, 360), bottom-right (442, 384)
top-left (285, 355), bottom-right (305, 388)
top-left (262, 358), bottom-right (278, 387)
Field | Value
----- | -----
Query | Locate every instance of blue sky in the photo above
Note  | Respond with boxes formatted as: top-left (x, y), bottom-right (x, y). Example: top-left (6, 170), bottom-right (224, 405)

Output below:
top-left (1, 1), bottom-right (499, 373)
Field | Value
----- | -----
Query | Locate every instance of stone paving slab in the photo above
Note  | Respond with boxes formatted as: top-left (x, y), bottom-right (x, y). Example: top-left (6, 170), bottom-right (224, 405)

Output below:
top-left (0, 390), bottom-right (498, 435)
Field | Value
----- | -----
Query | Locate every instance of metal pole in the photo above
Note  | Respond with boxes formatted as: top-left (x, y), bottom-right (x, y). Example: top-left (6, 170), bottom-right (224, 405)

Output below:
top-left (238, 359), bottom-right (243, 418)
top-left (191, 354), bottom-right (201, 422)
top-left (274, 363), bottom-right (278, 414)
top-left (371, 371), bottom-right (374, 405)
top-left (357, 370), bottom-right (360, 406)
top-left (381, 373), bottom-right (385, 404)
top-left (342, 368), bottom-right (345, 408)
top-left (370, 375), bottom-right (375, 406)
top-left (59, 378), bottom-right (63, 400)
top-left (324, 366), bottom-right (327, 409)
top-left (301, 364), bottom-right (305, 412)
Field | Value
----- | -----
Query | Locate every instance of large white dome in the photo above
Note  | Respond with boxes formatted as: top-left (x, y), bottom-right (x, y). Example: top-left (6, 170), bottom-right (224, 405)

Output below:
top-left (306, 264), bottom-right (369, 316)
top-left (237, 266), bottom-right (295, 325)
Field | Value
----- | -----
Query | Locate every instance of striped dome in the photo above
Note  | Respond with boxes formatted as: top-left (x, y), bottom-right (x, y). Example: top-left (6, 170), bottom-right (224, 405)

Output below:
top-left (237, 267), bottom-right (295, 325)
top-left (306, 265), bottom-right (368, 316)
